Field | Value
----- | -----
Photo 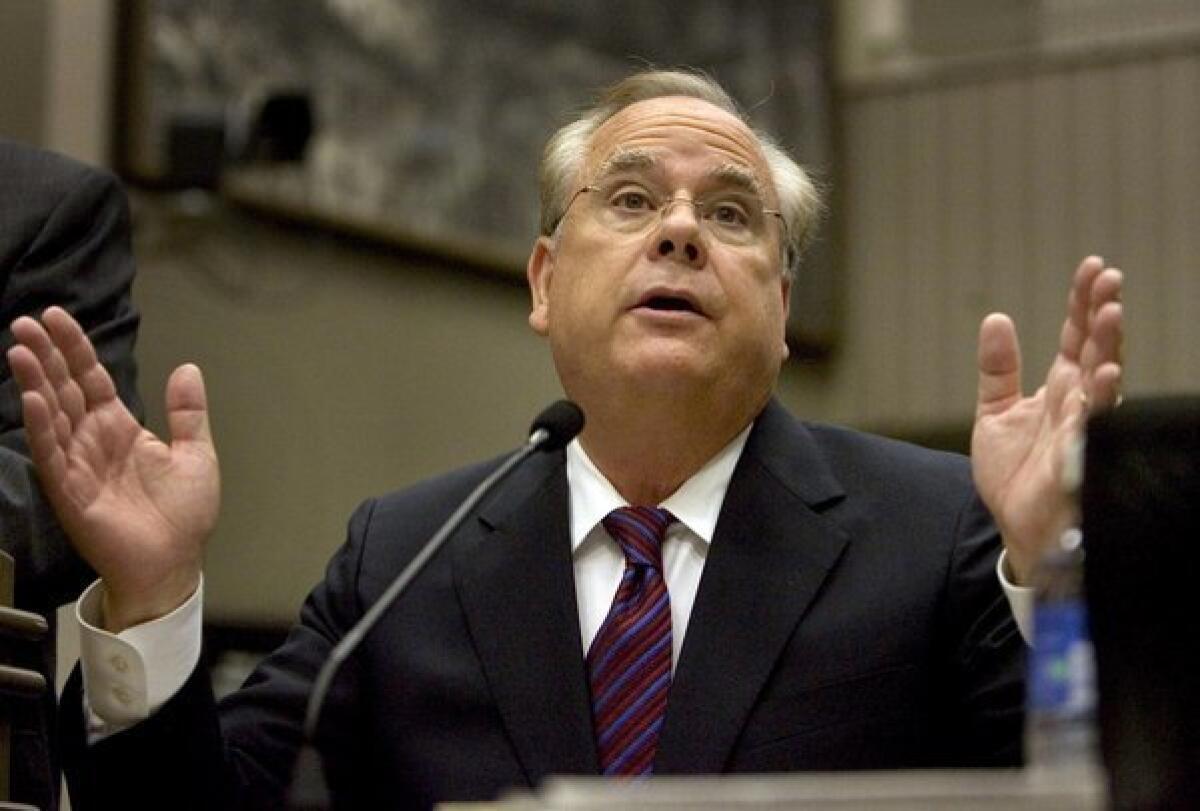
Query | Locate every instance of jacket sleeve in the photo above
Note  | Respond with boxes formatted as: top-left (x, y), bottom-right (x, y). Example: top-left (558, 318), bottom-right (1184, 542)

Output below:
top-left (938, 487), bottom-right (1027, 766)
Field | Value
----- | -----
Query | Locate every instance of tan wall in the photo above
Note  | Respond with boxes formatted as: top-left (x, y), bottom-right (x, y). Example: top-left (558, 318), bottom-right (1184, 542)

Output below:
top-left (130, 207), bottom-right (562, 622)
top-left (0, 0), bottom-right (114, 163)
top-left (0, 0), bottom-right (50, 144)
top-left (43, 0), bottom-right (115, 165)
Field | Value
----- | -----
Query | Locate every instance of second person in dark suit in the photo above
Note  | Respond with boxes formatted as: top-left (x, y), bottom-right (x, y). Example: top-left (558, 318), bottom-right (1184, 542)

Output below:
top-left (0, 138), bottom-right (142, 810)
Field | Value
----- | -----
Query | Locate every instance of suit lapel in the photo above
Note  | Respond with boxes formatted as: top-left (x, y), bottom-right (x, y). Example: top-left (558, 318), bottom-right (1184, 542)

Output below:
top-left (453, 452), bottom-right (599, 781)
top-left (656, 400), bottom-right (850, 773)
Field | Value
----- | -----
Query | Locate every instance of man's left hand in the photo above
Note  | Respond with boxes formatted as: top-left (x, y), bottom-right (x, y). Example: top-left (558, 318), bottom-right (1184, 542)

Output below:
top-left (972, 255), bottom-right (1124, 585)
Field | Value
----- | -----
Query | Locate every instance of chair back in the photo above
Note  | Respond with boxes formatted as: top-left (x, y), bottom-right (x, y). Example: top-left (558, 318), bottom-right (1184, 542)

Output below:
top-left (0, 549), bottom-right (48, 811)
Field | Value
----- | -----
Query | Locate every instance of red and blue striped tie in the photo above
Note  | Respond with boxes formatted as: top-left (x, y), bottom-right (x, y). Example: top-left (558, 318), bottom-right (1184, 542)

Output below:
top-left (587, 506), bottom-right (675, 776)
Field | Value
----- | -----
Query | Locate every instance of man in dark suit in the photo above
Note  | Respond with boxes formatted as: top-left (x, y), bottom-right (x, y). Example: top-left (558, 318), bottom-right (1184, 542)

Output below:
top-left (0, 138), bottom-right (142, 809)
top-left (8, 71), bottom-right (1123, 809)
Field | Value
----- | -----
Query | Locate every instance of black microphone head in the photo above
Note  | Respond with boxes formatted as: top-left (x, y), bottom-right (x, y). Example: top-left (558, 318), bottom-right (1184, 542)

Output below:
top-left (529, 400), bottom-right (585, 451)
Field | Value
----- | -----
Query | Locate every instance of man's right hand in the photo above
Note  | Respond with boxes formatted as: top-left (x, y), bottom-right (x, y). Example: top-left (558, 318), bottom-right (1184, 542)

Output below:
top-left (7, 306), bottom-right (219, 632)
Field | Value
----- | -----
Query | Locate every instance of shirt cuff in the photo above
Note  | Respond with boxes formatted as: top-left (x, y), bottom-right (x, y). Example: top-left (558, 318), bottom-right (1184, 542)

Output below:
top-left (996, 550), bottom-right (1034, 644)
top-left (76, 577), bottom-right (204, 738)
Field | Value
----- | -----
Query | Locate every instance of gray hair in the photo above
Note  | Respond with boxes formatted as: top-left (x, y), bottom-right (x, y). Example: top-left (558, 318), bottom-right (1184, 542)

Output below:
top-left (539, 69), bottom-right (823, 278)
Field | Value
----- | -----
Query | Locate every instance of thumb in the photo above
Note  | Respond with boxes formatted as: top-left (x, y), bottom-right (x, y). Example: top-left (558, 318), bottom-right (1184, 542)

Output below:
top-left (977, 313), bottom-right (1023, 416)
top-left (165, 363), bottom-right (213, 447)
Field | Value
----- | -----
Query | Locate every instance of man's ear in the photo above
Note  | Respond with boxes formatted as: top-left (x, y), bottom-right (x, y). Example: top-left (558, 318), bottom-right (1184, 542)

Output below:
top-left (779, 273), bottom-right (792, 361)
top-left (527, 236), bottom-right (555, 336)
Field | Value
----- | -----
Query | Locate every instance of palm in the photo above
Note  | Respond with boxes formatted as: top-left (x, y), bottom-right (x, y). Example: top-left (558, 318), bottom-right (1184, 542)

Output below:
top-left (972, 357), bottom-right (1081, 567)
top-left (59, 402), bottom-right (218, 594)
top-left (971, 257), bottom-right (1123, 583)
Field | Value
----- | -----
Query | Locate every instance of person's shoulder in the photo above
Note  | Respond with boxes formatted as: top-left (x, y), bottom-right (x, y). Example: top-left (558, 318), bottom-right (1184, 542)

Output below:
top-left (786, 415), bottom-right (974, 500)
top-left (342, 451), bottom-right (562, 572)
top-left (0, 137), bottom-right (121, 204)
top-left (757, 400), bottom-right (964, 470)
top-left (371, 456), bottom-right (512, 512)
top-left (804, 420), bottom-right (967, 470)
top-left (0, 138), bottom-right (109, 182)
top-left (353, 450), bottom-right (556, 536)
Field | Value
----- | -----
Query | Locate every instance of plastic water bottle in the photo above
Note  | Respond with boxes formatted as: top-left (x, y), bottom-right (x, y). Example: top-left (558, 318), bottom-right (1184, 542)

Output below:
top-left (1025, 527), bottom-right (1099, 770)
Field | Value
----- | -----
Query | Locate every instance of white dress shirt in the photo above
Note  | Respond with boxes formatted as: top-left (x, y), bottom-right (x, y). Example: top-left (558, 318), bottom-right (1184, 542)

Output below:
top-left (77, 425), bottom-right (1033, 738)
top-left (568, 427), bottom-right (750, 666)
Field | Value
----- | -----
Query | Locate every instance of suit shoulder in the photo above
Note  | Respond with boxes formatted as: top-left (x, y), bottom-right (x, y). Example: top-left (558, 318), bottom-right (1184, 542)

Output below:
top-left (0, 140), bottom-right (127, 274)
top-left (0, 138), bottom-right (119, 198)
top-left (804, 421), bottom-right (967, 465)
top-left (350, 455), bottom-right (511, 541)
top-left (801, 420), bottom-right (973, 494)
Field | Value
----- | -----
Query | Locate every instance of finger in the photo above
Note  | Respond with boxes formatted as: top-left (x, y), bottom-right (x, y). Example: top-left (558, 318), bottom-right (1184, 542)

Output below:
top-left (7, 340), bottom-right (48, 400)
top-left (19, 390), bottom-right (69, 494)
top-left (1080, 300), bottom-right (1123, 373)
top-left (10, 316), bottom-right (73, 418)
top-left (5, 336), bottom-right (73, 450)
top-left (1053, 406), bottom-right (1088, 496)
top-left (42, 306), bottom-right (119, 411)
top-left (976, 313), bottom-right (1022, 415)
top-left (1089, 363), bottom-right (1123, 411)
top-left (1090, 267), bottom-right (1124, 311)
top-left (1059, 256), bottom-right (1105, 361)
top-left (165, 364), bottom-right (214, 448)
top-left (39, 321), bottom-right (95, 437)
top-left (1087, 268), bottom-right (1123, 353)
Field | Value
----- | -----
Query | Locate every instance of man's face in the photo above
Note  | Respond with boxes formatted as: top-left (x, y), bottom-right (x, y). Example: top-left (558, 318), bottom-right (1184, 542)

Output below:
top-left (527, 96), bottom-right (790, 412)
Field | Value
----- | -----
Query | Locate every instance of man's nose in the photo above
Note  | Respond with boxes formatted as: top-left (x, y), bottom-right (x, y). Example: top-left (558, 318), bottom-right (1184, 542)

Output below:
top-left (652, 199), bottom-right (706, 267)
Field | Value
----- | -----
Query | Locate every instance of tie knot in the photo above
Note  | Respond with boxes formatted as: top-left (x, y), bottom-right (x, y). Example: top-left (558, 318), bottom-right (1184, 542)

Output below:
top-left (602, 506), bottom-right (673, 569)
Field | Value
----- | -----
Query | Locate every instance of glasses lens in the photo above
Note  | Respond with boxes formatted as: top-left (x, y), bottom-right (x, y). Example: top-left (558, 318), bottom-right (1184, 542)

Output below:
top-left (696, 197), bottom-right (765, 245)
top-left (587, 183), bottom-right (658, 234)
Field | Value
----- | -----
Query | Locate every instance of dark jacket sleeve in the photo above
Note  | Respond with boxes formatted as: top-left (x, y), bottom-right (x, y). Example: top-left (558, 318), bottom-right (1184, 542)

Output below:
top-left (0, 141), bottom-right (143, 611)
top-left (935, 486), bottom-right (1026, 765)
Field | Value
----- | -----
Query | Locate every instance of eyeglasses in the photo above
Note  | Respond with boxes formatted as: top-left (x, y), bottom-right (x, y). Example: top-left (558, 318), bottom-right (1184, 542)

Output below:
top-left (558, 181), bottom-right (786, 248)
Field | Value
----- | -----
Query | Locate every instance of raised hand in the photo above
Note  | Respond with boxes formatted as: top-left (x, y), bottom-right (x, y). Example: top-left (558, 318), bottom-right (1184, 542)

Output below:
top-left (972, 256), bottom-right (1123, 584)
top-left (7, 307), bottom-right (219, 631)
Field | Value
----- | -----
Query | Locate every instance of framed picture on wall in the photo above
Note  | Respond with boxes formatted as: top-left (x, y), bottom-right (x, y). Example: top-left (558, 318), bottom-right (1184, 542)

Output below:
top-left (115, 0), bottom-right (839, 355)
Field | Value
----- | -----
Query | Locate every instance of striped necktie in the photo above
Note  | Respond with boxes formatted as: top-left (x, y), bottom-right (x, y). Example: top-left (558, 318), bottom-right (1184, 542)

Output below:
top-left (587, 506), bottom-right (674, 776)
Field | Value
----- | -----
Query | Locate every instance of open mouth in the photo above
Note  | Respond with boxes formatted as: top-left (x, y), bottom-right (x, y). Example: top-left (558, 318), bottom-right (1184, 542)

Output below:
top-left (634, 290), bottom-right (705, 317)
top-left (642, 296), bottom-right (698, 313)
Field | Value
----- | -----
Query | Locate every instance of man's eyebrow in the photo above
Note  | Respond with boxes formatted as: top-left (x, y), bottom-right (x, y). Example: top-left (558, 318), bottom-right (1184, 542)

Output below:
top-left (705, 164), bottom-right (769, 199)
top-left (591, 149), bottom-right (659, 182)
top-left (588, 152), bottom-right (769, 199)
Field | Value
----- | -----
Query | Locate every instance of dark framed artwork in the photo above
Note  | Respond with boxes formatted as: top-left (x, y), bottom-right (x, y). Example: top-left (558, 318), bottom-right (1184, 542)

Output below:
top-left (115, 0), bottom-right (838, 354)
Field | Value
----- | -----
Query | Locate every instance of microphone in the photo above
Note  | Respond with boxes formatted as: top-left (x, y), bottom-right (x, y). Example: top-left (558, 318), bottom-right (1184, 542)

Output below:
top-left (288, 400), bottom-right (584, 809)
top-left (526, 398), bottom-right (586, 452)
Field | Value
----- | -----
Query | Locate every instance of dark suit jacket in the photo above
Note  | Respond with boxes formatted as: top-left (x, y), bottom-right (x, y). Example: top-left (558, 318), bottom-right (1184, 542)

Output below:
top-left (62, 399), bottom-right (1023, 810)
top-left (0, 138), bottom-right (142, 809)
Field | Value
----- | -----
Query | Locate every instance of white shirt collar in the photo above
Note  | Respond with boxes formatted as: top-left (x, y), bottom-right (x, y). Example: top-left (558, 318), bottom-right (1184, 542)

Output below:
top-left (565, 424), bottom-right (753, 552)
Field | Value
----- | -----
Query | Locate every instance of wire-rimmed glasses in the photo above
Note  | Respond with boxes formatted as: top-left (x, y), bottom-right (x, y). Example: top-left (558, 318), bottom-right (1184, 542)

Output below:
top-left (558, 180), bottom-right (786, 249)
